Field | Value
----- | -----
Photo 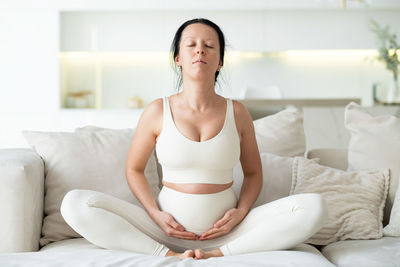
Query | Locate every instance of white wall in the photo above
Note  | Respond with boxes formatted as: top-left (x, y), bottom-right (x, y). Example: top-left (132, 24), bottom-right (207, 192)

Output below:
top-left (0, 9), bottom-right (59, 113)
top-left (0, 8), bottom-right (60, 148)
top-left (1, 5), bottom-right (400, 149)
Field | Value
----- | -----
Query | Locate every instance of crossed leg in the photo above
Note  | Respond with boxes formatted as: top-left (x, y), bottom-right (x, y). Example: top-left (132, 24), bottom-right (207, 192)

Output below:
top-left (60, 189), bottom-right (327, 259)
top-left (207, 192), bottom-right (328, 256)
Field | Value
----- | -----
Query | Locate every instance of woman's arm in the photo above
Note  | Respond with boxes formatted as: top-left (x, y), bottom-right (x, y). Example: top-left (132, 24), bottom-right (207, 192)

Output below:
top-left (200, 100), bottom-right (263, 240)
top-left (125, 98), bottom-right (199, 240)
top-left (125, 99), bottom-right (162, 218)
top-left (235, 101), bottom-right (263, 216)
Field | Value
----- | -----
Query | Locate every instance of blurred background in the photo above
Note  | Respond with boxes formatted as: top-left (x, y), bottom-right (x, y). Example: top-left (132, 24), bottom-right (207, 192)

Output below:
top-left (1, 0), bottom-right (400, 148)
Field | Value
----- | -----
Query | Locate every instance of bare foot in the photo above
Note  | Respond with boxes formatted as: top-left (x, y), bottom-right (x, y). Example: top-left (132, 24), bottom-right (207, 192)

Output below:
top-left (193, 248), bottom-right (205, 260)
top-left (194, 248), bottom-right (223, 260)
top-left (165, 249), bottom-right (195, 259)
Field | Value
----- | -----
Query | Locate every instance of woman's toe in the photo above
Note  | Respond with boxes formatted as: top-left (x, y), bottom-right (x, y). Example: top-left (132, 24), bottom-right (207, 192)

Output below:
top-left (185, 249), bottom-right (194, 258)
top-left (194, 248), bottom-right (205, 260)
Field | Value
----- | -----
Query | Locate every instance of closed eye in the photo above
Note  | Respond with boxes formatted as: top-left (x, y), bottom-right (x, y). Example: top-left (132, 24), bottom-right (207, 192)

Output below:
top-left (186, 45), bottom-right (213, 48)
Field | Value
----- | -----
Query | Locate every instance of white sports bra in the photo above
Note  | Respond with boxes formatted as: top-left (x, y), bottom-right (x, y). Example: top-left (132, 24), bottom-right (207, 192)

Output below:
top-left (155, 95), bottom-right (241, 184)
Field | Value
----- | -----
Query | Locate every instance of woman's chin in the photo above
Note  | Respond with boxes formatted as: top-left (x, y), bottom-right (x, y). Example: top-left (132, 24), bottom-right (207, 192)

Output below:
top-left (187, 71), bottom-right (215, 80)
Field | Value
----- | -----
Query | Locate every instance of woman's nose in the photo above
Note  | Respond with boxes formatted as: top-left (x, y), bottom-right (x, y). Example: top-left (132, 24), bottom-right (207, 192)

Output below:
top-left (196, 48), bottom-right (205, 54)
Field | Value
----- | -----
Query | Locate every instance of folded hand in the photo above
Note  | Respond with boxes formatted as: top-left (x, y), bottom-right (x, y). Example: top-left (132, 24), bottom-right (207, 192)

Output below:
top-left (199, 208), bottom-right (247, 240)
top-left (152, 210), bottom-right (199, 240)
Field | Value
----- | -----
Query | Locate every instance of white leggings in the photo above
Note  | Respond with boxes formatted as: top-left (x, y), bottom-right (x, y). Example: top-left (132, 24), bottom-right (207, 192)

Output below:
top-left (60, 187), bottom-right (327, 257)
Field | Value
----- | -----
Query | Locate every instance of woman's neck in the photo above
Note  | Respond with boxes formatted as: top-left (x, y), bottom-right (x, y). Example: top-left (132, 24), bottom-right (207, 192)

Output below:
top-left (178, 81), bottom-right (219, 112)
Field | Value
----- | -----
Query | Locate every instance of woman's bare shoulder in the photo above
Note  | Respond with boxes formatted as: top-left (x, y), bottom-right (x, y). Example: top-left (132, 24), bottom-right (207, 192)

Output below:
top-left (145, 97), bottom-right (163, 112)
top-left (139, 97), bottom-right (164, 137)
top-left (232, 100), bottom-right (254, 139)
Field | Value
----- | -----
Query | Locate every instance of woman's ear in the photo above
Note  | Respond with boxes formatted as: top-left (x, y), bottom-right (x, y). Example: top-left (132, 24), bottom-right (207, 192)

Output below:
top-left (218, 60), bottom-right (223, 70)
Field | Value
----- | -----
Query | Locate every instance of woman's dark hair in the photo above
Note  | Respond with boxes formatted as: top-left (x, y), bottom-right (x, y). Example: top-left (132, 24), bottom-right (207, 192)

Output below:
top-left (170, 18), bottom-right (226, 92)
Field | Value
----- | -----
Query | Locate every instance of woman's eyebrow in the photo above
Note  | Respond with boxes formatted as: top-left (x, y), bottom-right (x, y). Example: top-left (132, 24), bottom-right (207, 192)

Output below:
top-left (183, 37), bottom-right (215, 42)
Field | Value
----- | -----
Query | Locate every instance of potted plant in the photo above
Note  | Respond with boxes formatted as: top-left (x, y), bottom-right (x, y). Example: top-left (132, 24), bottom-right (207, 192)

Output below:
top-left (369, 19), bottom-right (400, 103)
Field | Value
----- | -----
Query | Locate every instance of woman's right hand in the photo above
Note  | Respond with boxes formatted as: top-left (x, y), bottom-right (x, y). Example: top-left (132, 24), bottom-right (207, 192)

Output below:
top-left (151, 210), bottom-right (199, 240)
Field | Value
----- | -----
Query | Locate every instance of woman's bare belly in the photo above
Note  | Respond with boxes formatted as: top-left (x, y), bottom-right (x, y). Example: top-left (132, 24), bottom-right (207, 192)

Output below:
top-left (162, 180), bottom-right (233, 194)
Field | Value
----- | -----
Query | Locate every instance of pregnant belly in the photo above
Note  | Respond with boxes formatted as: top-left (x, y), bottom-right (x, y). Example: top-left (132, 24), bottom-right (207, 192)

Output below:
top-left (157, 186), bottom-right (237, 236)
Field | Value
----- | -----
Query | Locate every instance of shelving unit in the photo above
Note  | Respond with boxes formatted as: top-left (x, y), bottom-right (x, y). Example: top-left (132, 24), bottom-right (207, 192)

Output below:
top-left (59, 9), bottom-right (400, 109)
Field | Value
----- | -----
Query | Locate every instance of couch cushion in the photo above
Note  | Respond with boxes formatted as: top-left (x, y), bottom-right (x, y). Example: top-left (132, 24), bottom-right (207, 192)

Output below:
top-left (0, 238), bottom-right (330, 267)
top-left (384, 182), bottom-right (400, 237)
top-left (253, 107), bottom-right (306, 157)
top-left (22, 127), bottom-right (160, 248)
top-left (0, 149), bottom-right (44, 253)
top-left (321, 237), bottom-right (400, 267)
top-left (290, 157), bottom-right (390, 246)
top-left (305, 148), bottom-right (348, 171)
top-left (344, 102), bottom-right (400, 227)
top-left (233, 152), bottom-right (296, 208)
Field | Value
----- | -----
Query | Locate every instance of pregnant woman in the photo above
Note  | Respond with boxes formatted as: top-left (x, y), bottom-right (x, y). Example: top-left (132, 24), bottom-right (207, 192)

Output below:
top-left (61, 18), bottom-right (328, 260)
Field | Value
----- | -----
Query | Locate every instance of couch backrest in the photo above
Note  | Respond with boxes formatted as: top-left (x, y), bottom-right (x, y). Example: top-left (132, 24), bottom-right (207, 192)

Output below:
top-left (305, 148), bottom-right (348, 170)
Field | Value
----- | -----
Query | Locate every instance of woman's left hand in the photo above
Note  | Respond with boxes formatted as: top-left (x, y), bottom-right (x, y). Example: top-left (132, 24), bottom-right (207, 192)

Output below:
top-left (199, 208), bottom-right (247, 240)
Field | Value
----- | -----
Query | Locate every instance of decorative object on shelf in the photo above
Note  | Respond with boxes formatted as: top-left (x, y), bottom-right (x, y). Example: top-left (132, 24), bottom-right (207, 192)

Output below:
top-left (372, 82), bottom-right (384, 104)
top-left (65, 90), bottom-right (94, 108)
top-left (369, 19), bottom-right (400, 104)
top-left (340, 0), bottom-right (363, 9)
top-left (126, 96), bottom-right (144, 109)
top-left (373, 82), bottom-right (400, 106)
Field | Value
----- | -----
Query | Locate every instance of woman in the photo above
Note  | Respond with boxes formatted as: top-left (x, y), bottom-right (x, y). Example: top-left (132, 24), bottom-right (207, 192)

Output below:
top-left (61, 18), bottom-right (327, 260)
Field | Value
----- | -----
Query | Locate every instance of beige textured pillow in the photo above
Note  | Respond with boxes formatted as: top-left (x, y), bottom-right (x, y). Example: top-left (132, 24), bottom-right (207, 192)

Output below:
top-left (233, 152), bottom-right (297, 208)
top-left (22, 127), bottom-right (160, 247)
top-left (253, 108), bottom-right (306, 157)
top-left (344, 102), bottom-right (400, 226)
top-left (290, 157), bottom-right (389, 246)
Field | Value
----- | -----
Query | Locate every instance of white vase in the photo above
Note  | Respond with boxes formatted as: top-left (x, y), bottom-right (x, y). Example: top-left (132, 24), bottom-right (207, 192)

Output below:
top-left (387, 76), bottom-right (399, 103)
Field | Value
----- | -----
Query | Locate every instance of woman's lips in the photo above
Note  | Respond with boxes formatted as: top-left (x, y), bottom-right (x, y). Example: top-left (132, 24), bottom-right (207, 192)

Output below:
top-left (193, 60), bottom-right (206, 64)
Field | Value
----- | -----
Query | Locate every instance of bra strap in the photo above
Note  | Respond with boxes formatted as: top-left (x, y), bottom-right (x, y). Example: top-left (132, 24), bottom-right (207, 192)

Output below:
top-left (228, 99), bottom-right (233, 125)
top-left (163, 96), bottom-right (174, 128)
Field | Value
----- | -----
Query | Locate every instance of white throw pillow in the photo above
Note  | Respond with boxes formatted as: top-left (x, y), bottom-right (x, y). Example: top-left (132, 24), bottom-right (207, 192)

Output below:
top-left (253, 108), bottom-right (306, 157)
top-left (233, 152), bottom-right (296, 208)
top-left (22, 127), bottom-right (160, 248)
top-left (344, 102), bottom-right (400, 227)
top-left (74, 125), bottom-right (160, 195)
top-left (383, 182), bottom-right (400, 236)
top-left (290, 157), bottom-right (389, 246)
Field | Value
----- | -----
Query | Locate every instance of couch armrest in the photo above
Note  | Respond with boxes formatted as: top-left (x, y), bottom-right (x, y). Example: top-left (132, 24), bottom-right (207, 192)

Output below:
top-left (305, 148), bottom-right (348, 171)
top-left (0, 149), bottom-right (44, 252)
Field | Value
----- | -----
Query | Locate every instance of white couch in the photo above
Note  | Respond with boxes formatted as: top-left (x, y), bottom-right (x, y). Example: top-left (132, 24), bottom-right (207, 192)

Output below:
top-left (1, 103), bottom-right (399, 267)
top-left (1, 147), bottom-right (399, 267)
